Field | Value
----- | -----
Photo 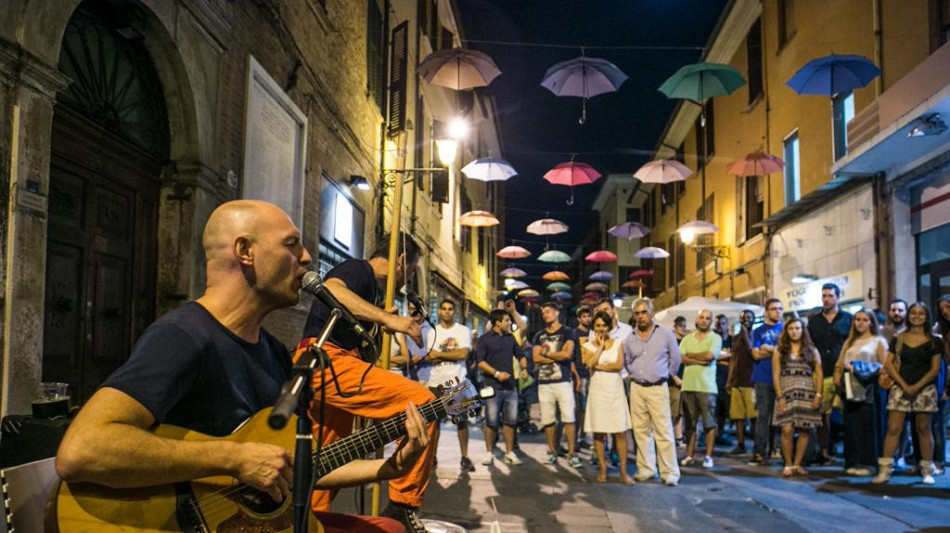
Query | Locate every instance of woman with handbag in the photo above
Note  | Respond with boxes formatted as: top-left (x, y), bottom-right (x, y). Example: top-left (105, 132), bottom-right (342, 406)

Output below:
top-left (873, 302), bottom-right (944, 485)
top-left (833, 309), bottom-right (888, 476)
top-left (582, 310), bottom-right (633, 484)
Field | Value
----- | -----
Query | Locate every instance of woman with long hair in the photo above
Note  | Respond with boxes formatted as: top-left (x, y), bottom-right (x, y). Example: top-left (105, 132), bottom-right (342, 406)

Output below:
top-left (772, 318), bottom-right (823, 477)
top-left (833, 308), bottom-right (888, 476)
top-left (873, 302), bottom-right (944, 485)
top-left (928, 295), bottom-right (950, 475)
top-left (582, 310), bottom-right (633, 484)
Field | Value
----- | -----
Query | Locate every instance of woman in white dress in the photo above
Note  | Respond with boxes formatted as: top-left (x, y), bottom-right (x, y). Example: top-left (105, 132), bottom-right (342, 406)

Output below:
top-left (583, 310), bottom-right (633, 484)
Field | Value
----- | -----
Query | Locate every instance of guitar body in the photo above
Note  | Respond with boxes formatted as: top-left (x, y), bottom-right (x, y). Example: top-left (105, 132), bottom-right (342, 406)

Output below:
top-left (49, 409), bottom-right (321, 533)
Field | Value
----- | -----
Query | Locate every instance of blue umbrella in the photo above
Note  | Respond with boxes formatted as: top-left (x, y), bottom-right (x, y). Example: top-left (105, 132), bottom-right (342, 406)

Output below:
top-left (551, 291), bottom-right (573, 300)
top-left (786, 54), bottom-right (880, 96)
top-left (589, 270), bottom-right (614, 281)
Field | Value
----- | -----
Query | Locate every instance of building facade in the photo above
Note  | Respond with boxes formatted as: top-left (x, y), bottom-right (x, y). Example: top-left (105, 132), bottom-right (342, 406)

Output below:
top-left (0, 0), bottom-right (502, 416)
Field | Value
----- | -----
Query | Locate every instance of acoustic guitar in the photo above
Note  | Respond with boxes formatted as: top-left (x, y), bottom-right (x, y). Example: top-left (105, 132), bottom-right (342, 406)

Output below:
top-left (48, 380), bottom-right (485, 532)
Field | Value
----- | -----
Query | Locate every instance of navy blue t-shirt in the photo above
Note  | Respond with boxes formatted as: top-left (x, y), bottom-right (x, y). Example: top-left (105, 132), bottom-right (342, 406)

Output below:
top-left (302, 259), bottom-right (379, 350)
top-left (476, 330), bottom-right (521, 391)
top-left (572, 327), bottom-right (590, 378)
top-left (533, 325), bottom-right (575, 384)
top-left (102, 302), bottom-right (291, 437)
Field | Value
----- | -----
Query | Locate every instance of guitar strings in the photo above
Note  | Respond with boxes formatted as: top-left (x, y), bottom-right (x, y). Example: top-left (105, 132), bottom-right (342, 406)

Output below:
top-left (189, 398), bottom-right (458, 516)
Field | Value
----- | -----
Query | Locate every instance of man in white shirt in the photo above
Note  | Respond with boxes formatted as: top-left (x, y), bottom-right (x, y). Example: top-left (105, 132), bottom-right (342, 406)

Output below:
top-left (392, 300), bottom-right (434, 382)
top-left (425, 299), bottom-right (475, 472)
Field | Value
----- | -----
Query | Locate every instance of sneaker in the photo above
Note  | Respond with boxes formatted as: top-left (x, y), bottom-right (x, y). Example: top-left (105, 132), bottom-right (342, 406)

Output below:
top-left (589, 455), bottom-right (599, 465)
top-left (934, 464), bottom-right (945, 476)
top-left (380, 502), bottom-right (429, 533)
top-left (663, 477), bottom-right (679, 486)
top-left (770, 449), bottom-right (783, 460)
top-left (577, 440), bottom-right (592, 450)
top-left (569, 455), bottom-right (583, 468)
top-left (676, 439), bottom-right (686, 449)
top-left (895, 457), bottom-right (908, 470)
top-left (851, 467), bottom-right (872, 476)
top-left (544, 452), bottom-right (558, 464)
top-left (679, 456), bottom-right (695, 466)
top-left (703, 456), bottom-right (715, 469)
top-left (481, 454), bottom-right (494, 466)
top-left (844, 467), bottom-right (858, 475)
top-left (504, 452), bottom-right (523, 465)
top-left (747, 454), bottom-right (765, 466)
top-left (727, 445), bottom-right (746, 456)
top-left (556, 445), bottom-right (569, 457)
top-left (460, 456), bottom-right (475, 472)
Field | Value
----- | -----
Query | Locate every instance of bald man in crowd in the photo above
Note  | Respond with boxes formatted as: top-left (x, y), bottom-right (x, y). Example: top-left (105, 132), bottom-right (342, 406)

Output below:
top-left (56, 200), bottom-right (427, 533)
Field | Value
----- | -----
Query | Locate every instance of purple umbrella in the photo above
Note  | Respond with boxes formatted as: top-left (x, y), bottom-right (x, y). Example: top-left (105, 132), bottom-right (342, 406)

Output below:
top-left (608, 221), bottom-right (651, 240)
top-left (541, 56), bottom-right (628, 124)
top-left (590, 270), bottom-right (614, 281)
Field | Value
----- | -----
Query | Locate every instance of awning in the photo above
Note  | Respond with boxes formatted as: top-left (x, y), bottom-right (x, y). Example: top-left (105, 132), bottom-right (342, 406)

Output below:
top-left (754, 175), bottom-right (871, 231)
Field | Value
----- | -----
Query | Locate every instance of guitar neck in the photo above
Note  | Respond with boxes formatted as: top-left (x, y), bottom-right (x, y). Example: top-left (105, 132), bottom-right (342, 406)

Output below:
top-left (313, 397), bottom-right (447, 478)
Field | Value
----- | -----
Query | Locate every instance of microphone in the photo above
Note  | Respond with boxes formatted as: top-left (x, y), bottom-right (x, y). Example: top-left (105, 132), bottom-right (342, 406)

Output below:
top-left (301, 271), bottom-right (374, 349)
top-left (407, 291), bottom-right (434, 328)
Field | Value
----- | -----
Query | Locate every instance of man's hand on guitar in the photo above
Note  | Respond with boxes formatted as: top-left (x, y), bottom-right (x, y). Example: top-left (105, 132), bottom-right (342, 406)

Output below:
top-left (387, 403), bottom-right (430, 477)
top-left (233, 442), bottom-right (293, 503)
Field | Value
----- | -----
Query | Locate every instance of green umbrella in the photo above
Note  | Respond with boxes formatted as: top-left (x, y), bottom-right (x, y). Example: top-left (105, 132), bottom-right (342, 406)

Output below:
top-left (546, 282), bottom-right (570, 291)
top-left (658, 62), bottom-right (746, 103)
top-left (538, 250), bottom-right (572, 263)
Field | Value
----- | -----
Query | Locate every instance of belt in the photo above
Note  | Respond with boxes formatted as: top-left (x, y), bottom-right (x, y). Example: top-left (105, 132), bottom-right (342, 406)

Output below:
top-left (632, 378), bottom-right (667, 387)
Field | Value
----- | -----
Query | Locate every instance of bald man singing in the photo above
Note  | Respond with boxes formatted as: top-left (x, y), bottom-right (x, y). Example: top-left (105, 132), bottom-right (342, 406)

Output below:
top-left (56, 200), bottom-right (426, 532)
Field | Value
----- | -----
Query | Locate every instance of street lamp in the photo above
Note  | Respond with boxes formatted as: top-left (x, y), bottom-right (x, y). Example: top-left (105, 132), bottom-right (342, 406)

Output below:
top-left (448, 115), bottom-right (469, 139)
top-left (435, 138), bottom-right (458, 166)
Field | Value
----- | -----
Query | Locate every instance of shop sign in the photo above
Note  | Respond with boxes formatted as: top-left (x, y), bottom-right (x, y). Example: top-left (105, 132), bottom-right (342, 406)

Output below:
top-left (779, 269), bottom-right (863, 312)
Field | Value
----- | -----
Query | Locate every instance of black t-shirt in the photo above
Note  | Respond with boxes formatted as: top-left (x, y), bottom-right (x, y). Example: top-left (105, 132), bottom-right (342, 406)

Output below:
top-left (532, 325), bottom-right (575, 384)
top-left (573, 327), bottom-right (590, 378)
top-left (101, 302), bottom-right (291, 437)
top-left (302, 259), bottom-right (378, 350)
top-left (807, 310), bottom-right (852, 377)
top-left (476, 330), bottom-right (520, 391)
top-left (889, 336), bottom-right (941, 386)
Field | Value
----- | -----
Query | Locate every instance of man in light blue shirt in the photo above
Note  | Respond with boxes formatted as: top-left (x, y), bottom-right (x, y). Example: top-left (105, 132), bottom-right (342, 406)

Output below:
top-left (622, 297), bottom-right (681, 485)
top-left (679, 309), bottom-right (723, 469)
top-left (749, 298), bottom-right (785, 465)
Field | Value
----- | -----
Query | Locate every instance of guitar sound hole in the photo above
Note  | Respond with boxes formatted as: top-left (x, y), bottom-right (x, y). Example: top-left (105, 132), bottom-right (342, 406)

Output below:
top-left (236, 487), bottom-right (284, 515)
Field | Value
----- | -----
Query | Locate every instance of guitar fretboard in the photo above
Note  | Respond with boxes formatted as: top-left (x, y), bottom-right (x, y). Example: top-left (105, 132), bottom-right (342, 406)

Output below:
top-left (312, 398), bottom-right (448, 478)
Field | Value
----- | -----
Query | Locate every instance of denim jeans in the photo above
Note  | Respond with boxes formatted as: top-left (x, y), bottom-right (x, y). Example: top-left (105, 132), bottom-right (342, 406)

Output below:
top-left (753, 382), bottom-right (776, 457)
top-left (485, 388), bottom-right (519, 427)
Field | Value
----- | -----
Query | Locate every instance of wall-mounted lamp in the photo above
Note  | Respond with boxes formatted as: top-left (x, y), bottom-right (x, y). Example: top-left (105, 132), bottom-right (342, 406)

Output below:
top-left (345, 175), bottom-right (372, 191)
top-left (791, 273), bottom-right (818, 285)
top-left (435, 138), bottom-right (458, 166)
top-left (908, 114), bottom-right (947, 138)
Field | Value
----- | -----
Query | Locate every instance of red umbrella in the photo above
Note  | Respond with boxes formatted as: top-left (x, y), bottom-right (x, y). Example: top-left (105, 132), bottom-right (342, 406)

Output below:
top-left (542, 270), bottom-right (570, 281)
top-left (727, 152), bottom-right (784, 177)
top-left (621, 280), bottom-right (643, 289)
top-left (581, 291), bottom-right (602, 300)
top-left (497, 246), bottom-right (532, 259)
top-left (628, 269), bottom-right (654, 279)
top-left (585, 250), bottom-right (618, 262)
top-left (543, 161), bottom-right (602, 205)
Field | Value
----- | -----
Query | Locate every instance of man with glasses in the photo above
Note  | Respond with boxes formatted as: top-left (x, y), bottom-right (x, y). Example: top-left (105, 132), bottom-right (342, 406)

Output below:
top-left (749, 298), bottom-right (785, 466)
top-left (623, 298), bottom-right (682, 485)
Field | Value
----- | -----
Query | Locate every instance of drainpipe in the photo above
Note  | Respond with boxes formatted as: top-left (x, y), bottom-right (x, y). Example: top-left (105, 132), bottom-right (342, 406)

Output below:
top-left (872, 0), bottom-right (883, 96)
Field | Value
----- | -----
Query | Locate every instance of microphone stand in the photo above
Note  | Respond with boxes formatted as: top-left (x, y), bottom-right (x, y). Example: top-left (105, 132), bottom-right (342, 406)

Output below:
top-left (269, 308), bottom-right (342, 533)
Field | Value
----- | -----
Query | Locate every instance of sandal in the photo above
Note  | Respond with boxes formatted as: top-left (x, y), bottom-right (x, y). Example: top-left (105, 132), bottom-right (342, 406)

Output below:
top-left (596, 473), bottom-right (607, 483)
top-left (621, 476), bottom-right (636, 486)
top-left (794, 466), bottom-right (808, 476)
top-left (782, 466), bottom-right (794, 477)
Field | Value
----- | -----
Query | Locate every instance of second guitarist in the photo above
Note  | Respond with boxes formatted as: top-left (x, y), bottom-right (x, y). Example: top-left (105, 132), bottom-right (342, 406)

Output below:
top-left (55, 200), bottom-right (428, 533)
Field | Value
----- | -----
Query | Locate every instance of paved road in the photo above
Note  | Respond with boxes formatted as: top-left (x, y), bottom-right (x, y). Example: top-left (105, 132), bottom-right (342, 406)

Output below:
top-left (332, 424), bottom-right (950, 532)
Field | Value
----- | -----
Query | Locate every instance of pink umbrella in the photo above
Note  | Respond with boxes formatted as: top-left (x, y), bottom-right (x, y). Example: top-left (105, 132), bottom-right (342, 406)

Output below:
top-left (500, 267), bottom-right (527, 278)
top-left (585, 282), bottom-right (609, 292)
top-left (543, 161), bottom-right (602, 205)
top-left (581, 291), bottom-right (602, 300)
top-left (586, 250), bottom-right (618, 262)
top-left (628, 269), bottom-right (654, 279)
top-left (497, 246), bottom-right (532, 259)
top-left (633, 159), bottom-right (692, 184)
top-left (727, 152), bottom-right (784, 177)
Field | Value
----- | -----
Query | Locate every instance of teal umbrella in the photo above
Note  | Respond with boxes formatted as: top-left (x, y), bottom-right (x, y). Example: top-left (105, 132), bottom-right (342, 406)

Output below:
top-left (658, 62), bottom-right (746, 103)
top-left (538, 250), bottom-right (572, 263)
top-left (546, 282), bottom-right (570, 291)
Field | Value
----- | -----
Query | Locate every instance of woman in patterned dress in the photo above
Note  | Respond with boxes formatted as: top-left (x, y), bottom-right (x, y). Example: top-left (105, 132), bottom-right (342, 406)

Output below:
top-left (772, 318), bottom-right (823, 477)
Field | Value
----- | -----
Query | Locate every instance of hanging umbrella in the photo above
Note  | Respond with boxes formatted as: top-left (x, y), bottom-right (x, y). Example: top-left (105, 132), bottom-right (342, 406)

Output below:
top-left (622, 280), bottom-right (644, 289)
top-left (501, 267), bottom-right (527, 278)
top-left (628, 269), bottom-right (654, 280)
top-left (541, 55), bottom-right (628, 124)
top-left (727, 152), bottom-right (785, 176)
top-left (786, 54), bottom-right (880, 96)
top-left (608, 221), bottom-right (651, 240)
top-left (518, 289), bottom-right (540, 298)
top-left (633, 159), bottom-right (692, 184)
top-left (585, 282), bottom-right (609, 292)
top-left (417, 48), bottom-right (502, 90)
top-left (497, 246), bottom-right (531, 259)
top-left (581, 291), bottom-right (602, 300)
top-left (636, 247), bottom-right (670, 259)
top-left (551, 291), bottom-right (573, 300)
top-left (546, 282), bottom-right (571, 291)
top-left (459, 210), bottom-right (499, 227)
top-left (658, 62), bottom-right (747, 103)
top-left (677, 220), bottom-right (718, 236)
top-left (543, 161), bottom-right (603, 205)
top-left (585, 250), bottom-right (618, 262)
top-left (506, 280), bottom-right (529, 290)
top-left (538, 250), bottom-right (572, 263)
top-left (542, 270), bottom-right (570, 281)
top-left (527, 218), bottom-right (569, 235)
top-left (461, 157), bottom-right (518, 182)
top-left (589, 270), bottom-right (614, 281)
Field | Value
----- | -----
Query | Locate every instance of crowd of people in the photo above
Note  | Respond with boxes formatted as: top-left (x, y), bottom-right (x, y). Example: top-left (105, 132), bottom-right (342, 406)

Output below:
top-left (389, 282), bottom-right (950, 488)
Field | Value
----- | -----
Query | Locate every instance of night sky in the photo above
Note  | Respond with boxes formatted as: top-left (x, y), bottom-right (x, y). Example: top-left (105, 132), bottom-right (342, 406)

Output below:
top-left (456, 0), bottom-right (729, 288)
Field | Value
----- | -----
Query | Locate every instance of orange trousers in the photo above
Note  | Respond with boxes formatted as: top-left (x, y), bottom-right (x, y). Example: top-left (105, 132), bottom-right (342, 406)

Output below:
top-left (294, 339), bottom-right (436, 511)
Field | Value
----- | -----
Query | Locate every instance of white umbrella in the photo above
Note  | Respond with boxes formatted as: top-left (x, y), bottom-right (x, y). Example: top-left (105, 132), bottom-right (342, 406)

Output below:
top-left (461, 158), bottom-right (517, 182)
top-left (636, 246), bottom-right (670, 259)
top-left (633, 159), bottom-right (692, 184)
top-left (527, 218), bottom-right (569, 235)
top-left (653, 296), bottom-right (764, 330)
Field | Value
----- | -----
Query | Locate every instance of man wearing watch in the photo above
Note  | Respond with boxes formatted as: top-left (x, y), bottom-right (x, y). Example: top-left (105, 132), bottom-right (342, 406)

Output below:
top-left (476, 307), bottom-right (528, 466)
